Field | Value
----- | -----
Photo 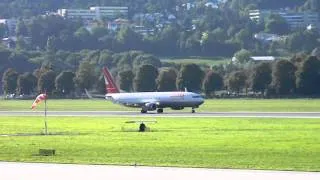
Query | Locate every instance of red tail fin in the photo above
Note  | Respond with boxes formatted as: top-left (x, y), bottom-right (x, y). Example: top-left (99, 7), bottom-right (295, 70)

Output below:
top-left (102, 67), bottom-right (120, 94)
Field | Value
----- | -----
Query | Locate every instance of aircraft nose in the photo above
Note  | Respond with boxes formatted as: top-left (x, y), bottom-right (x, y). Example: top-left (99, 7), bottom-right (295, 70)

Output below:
top-left (199, 97), bottom-right (204, 105)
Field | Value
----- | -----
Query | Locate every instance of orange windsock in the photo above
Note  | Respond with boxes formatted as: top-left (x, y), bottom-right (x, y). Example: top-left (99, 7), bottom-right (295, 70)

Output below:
top-left (31, 93), bottom-right (47, 110)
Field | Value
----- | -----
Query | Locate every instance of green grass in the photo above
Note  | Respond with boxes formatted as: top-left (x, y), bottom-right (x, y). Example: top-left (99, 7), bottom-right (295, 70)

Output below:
top-left (1, 99), bottom-right (320, 112)
top-left (0, 116), bottom-right (319, 171)
top-left (161, 57), bottom-right (230, 66)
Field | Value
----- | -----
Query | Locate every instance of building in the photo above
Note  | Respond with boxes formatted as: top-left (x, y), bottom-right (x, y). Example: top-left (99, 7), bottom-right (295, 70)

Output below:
top-left (107, 18), bottom-right (130, 31)
top-left (0, 19), bottom-right (17, 36)
top-left (254, 32), bottom-right (286, 44)
top-left (57, 6), bottom-right (128, 21)
top-left (249, 10), bottom-right (320, 30)
top-left (232, 56), bottom-right (276, 63)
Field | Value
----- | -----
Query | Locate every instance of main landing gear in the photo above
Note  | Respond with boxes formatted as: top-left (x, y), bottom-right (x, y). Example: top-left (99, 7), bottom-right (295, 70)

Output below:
top-left (192, 108), bottom-right (196, 113)
top-left (141, 109), bottom-right (163, 114)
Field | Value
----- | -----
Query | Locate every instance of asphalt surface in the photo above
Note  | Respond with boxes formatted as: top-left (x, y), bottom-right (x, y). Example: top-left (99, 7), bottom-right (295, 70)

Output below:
top-left (1, 162), bottom-right (319, 180)
top-left (1, 111), bottom-right (320, 118)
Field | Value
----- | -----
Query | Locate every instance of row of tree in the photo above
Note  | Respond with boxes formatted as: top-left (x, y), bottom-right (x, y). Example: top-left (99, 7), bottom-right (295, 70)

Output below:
top-left (1, 62), bottom-right (208, 97)
top-left (2, 52), bottom-right (320, 98)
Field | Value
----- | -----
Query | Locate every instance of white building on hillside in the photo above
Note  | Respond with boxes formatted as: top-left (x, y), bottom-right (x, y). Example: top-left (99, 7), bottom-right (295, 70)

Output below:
top-left (57, 6), bottom-right (128, 21)
top-left (232, 56), bottom-right (276, 62)
top-left (0, 19), bottom-right (17, 36)
top-left (249, 10), bottom-right (320, 30)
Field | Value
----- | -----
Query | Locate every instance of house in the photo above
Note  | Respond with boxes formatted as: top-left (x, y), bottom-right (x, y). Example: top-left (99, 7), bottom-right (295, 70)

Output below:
top-left (107, 18), bottom-right (129, 31)
top-left (232, 56), bottom-right (276, 62)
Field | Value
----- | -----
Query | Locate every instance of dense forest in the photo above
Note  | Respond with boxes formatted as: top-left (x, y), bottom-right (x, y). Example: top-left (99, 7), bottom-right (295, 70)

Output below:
top-left (0, 0), bottom-right (318, 18)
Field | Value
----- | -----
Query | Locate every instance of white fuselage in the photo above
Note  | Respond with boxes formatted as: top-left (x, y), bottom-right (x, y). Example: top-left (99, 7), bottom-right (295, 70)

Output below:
top-left (106, 91), bottom-right (204, 109)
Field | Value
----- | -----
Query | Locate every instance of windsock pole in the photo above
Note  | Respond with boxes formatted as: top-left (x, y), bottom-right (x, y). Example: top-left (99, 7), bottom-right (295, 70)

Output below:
top-left (44, 93), bottom-right (48, 135)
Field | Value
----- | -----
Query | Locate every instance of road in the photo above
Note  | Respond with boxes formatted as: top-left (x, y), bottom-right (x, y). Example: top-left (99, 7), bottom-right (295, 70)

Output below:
top-left (1, 162), bottom-right (319, 180)
top-left (1, 111), bottom-right (320, 118)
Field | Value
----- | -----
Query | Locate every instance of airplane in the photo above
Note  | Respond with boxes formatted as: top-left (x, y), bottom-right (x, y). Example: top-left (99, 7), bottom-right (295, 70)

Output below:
top-left (102, 67), bottom-right (204, 114)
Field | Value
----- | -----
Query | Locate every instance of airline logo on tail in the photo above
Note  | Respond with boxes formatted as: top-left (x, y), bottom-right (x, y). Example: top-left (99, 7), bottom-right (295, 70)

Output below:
top-left (102, 67), bottom-right (120, 94)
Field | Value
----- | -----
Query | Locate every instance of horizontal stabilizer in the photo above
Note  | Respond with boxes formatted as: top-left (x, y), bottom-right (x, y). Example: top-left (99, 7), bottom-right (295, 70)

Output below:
top-left (84, 89), bottom-right (105, 99)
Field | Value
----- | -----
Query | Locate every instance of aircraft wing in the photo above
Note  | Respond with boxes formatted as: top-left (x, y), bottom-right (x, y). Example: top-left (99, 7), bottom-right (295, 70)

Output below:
top-left (140, 99), bottom-right (160, 105)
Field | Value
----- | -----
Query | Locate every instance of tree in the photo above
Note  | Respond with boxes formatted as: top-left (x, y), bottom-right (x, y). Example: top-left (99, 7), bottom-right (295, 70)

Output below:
top-left (91, 26), bottom-right (109, 40)
top-left (176, 64), bottom-right (204, 92)
top-left (98, 50), bottom-right (113, 67)
top-left (271, 60), bottom-right (296, 95)
top-left (2, 68), bottom-right (19, 95)
top-left (37, 70), bottom-right (56, 94)
top-left (17, 72), bottom-right (37, 95)
top-left (302, 29), bottom-right (320, 52)
top-left (55, 71), bottom-right (75, 95)
top-left (211, 28), bottom-right (227, 43)
top-left (285, 30), bottom-right (319, 52)
top-left (203, 71), bottom-right (223, 97)
top-left (116, 26), bottom-right (142, 51)
top-left (96, 75), bottom-right (106, 94)
top-left (46, 36), bottom-right (58, 52)
top-left (16, 36), bottom-right (30, 50)
top-left (250, 62), bottom-right (272, 93)
top-left (235, 29), bottom-right (252, 49)
top-left (134, 64), bottom-right (158, 92)
top-left (16, 19), bottom-right (28, 36)
top-left (0, 23), bottom-right (7, 38)
top-left (74, 27), bottom-right (92, 49)
top-left (66, 53), bottom-right (82, 71)
top-left (234, 49), bottom-right (252, 64)
top-left (296, 56), bottom-right (320, 95)
top-left (118, 70), bottom-right (134, 92)
top-left (157, 26), bottom-right (179, 56)
top-left (133, 54), bottom-right (161, 68)
top-left (227, 71), bottom-right (247, 94)
top-left (74, 61), bottom-right (96, 92)
top-left (303, 0), bottom-right (320, 12)
top-left (265, 14), bottom-right (290, 35)
top-left (185, 35), bottom-right (201, 56)
top-left (157, 68), bottom-right (177, 91)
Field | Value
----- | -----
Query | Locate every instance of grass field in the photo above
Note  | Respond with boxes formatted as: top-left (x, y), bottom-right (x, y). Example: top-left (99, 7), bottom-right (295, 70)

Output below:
top-left (161, 57), bottom-right (230, 66)
top-left (0, 116), bottom-right (319, 171)
top-left (1, 99), bottom-right (320, 112)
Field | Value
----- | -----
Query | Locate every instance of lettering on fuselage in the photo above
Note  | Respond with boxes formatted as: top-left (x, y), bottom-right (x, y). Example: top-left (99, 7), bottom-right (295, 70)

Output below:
top-left (170, 93), bottom-right (185, 99)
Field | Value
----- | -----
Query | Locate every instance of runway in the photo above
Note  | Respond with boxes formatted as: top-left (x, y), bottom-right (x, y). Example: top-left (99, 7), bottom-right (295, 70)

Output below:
top-left (1, 162), bottom-right (319, 180)
top-left (1, 111), bottom-right (320, 118)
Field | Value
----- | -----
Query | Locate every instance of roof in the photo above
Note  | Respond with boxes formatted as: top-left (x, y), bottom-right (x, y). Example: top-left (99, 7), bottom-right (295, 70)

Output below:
top-left (251, 56), bottom-right (276, 61)
top-left (232, 56), bottom-right (276, 62)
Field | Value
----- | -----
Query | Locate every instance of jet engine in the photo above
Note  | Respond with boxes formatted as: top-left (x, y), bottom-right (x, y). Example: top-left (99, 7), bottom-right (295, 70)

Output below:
top-left (144, 103), bottom-right (157, 111)
top-left (171, 106), bottom-right (184, 110)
